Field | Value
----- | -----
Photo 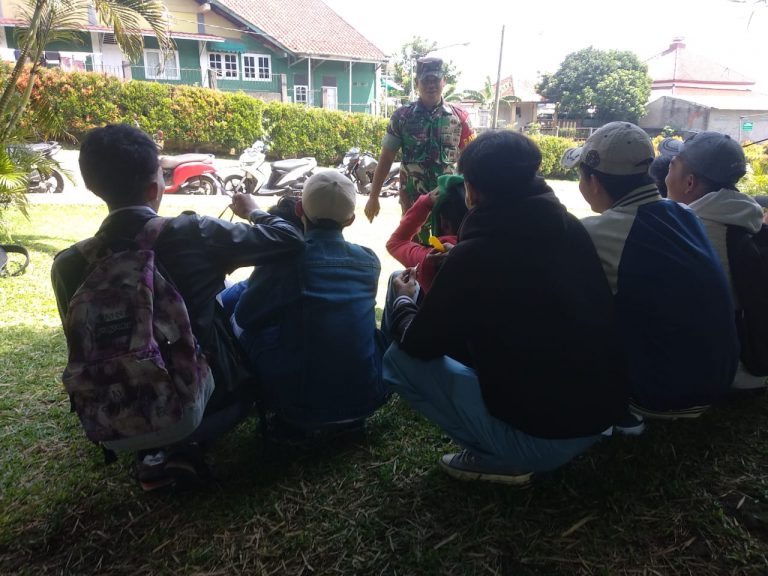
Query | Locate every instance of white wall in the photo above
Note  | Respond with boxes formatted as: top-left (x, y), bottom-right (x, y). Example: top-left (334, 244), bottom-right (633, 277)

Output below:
top-left (708, 110), bottom-right (768, 144)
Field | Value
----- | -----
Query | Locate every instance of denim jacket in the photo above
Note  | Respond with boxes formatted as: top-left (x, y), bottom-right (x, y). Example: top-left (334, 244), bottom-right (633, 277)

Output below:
top-left (234, 228), bottom-right (387, 426)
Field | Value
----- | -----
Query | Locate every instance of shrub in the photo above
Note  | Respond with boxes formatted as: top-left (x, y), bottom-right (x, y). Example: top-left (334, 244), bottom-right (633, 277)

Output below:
top-left (740, 142), bottom-right (768, 196)
top-left (529, 134), bottom-right (580, 180)
top-left (5, 64), bottom-right (388, 161)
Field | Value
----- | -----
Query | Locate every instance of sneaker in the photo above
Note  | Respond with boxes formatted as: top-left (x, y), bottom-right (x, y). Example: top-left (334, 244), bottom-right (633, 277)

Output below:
top-left (164, 445), bottom-right (206, 488)
top-left (136, 450), bottom-right (174, 492)
top-left (438, 450), bottom-right (533, 487)
top-left (629, 402), bottom-right (708, 420)
top-left (613, 412), bottom-right (646, 436)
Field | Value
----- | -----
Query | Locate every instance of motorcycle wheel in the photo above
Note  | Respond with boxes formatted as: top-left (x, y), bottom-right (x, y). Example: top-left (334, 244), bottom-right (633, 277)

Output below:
top-left (381, 176), bottom-right (399, 197)
top-left (40, 170), bottom-right (64, 193)
top-left (190, 174), bottom-right (219, 195)
top-left (223, 174), bottom-right (254, 195)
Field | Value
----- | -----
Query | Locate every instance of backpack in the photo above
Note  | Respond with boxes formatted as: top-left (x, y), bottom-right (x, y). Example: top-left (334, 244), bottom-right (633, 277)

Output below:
top-left (726, 224), bottom-right (768, 376)
top-left (62, 217), bottom-right (215, 453)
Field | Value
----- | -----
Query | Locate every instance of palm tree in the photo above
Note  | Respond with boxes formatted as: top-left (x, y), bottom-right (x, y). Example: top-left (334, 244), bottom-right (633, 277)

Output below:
top-left (463, 75), bottom-right (520, 124)
top-left (443, 84), bottom-right (464, 103)
top-left (0, 0), bottom-right (171, 236)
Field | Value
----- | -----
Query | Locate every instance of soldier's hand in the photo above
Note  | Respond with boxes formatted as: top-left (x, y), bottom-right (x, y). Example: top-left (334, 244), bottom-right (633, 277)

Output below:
top-left (364, 195), bottom-right (380, 223)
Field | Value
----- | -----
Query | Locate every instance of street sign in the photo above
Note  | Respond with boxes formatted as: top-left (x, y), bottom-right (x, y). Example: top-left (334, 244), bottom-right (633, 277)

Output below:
top-left (742, 121), bottom-right (754, 131)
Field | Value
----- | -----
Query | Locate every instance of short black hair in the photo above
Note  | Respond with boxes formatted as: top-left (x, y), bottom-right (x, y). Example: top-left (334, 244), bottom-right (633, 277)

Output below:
top-left (435, 180), bottom-right (468, 235)
top-left (580, 164), bottom-right (654, 202)
top-left (79, 124), bottom-right (159, 207)
top-left (457, 130), bottom-right (541, 200)
top-left (267, 195), bottom-right (303, 230)
top-left (648, 155), bottom-right (673, 197)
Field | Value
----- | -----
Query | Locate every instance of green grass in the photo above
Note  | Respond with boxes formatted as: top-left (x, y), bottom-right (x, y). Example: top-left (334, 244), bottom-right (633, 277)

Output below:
top-left (2, 201), bottom-right (768, 574)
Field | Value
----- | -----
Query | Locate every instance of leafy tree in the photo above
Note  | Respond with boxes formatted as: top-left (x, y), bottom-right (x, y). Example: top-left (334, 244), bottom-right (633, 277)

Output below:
top-left (390, 36), bottom-right (459, 100)
top-left (0, 0), bottom-right (171, 236)
top-left (537, 47), bottom-right (651, 123)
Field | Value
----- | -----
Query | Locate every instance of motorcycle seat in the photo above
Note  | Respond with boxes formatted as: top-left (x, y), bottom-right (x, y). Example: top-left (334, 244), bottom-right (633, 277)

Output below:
top-left (272, 158), bottom-right (315, 171)
top-left (160, 154), bottom-right (214, 170)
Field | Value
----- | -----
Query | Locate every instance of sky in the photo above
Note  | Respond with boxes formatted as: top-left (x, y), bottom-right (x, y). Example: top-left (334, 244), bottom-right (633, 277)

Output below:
top-left (322, 0), bottom-right (768, 92)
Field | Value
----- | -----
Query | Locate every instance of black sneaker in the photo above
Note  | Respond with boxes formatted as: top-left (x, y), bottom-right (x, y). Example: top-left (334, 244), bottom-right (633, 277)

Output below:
top-left (613, 412), bottom-right (646, 436)
top-left (164, 444), bottom-right (206, 488)
top-left (438, 450), bottom-right (532, 487)
top-left (136, 450), bottom-right (174, 492)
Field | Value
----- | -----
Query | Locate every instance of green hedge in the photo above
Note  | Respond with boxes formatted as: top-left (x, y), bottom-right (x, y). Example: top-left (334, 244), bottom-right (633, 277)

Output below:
top-left (529, 134), bottom-right (580, 180)
top-left (3, 63), bottom-right (589, 176)
top-left (3, 63), bottom-right (387, 165)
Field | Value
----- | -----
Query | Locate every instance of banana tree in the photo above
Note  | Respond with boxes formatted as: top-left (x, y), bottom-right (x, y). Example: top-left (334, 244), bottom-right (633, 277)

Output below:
top-left (0, 0), bottom-right (171, 236)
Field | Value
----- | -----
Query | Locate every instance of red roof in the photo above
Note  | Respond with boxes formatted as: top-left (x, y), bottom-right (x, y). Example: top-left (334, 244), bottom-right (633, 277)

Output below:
top-left (212, 0), bottom-right (386, 62)
top-left (647, 40), bottom-right (754, 87)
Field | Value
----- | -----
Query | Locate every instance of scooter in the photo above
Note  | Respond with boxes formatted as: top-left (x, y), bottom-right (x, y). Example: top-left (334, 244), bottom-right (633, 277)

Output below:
top-left (223, 140), bottom-right (317, 197)
top-left (24, 141), bottom-right (64, 194)
top-left (156, 132), bottom-right (223, 195)
top-left (338, 147), bottom-right (400, 196)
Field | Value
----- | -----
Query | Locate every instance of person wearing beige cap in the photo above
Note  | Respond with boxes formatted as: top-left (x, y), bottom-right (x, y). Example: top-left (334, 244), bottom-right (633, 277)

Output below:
top-left (561, 122), bottom-right (738, 432)
top-left (231, 170), bottom-right (388, 436)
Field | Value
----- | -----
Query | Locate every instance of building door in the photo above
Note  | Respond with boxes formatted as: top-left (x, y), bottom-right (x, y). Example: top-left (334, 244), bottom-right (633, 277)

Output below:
top-left (322, 86), bottom-right (338, 110)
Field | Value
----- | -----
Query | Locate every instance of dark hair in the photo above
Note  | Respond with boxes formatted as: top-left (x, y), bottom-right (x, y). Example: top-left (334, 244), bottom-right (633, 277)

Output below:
top-left (580, 164), bottom-right (654, 202)
top-left (79, 124), bottom-right (160, 207)
top-left (457, 130), bottom-right (541, 200)
top-left (267, 196), bottom-right (303, 230)
top-left (648, 155), bottom-right (673, 197)
top-left (435, 180), bottom-right (468, 235)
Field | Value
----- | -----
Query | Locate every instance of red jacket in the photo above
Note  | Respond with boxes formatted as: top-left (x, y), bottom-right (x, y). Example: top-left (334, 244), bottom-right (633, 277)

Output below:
top-left (385, 193), bottom-right (457, 293)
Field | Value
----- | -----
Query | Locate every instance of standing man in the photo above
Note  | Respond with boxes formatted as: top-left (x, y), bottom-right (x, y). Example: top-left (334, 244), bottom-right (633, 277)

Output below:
top-left (364, 57), bottom-right (474, 239)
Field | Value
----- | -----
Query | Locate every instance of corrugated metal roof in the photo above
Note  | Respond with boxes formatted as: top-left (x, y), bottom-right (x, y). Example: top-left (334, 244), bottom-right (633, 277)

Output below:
top-left (212, 0), bottom-right (386, 62)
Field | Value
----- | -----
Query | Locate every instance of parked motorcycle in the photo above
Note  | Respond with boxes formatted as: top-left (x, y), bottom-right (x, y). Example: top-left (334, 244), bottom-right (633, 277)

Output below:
top-left (24, 141), bottom-right (64, 194)
top-left (338, 147), bottom-right (400, 196)
top-left (223, 140), bottom-right (317, 197)
top-left (159, 153), bottom-right (223, 195)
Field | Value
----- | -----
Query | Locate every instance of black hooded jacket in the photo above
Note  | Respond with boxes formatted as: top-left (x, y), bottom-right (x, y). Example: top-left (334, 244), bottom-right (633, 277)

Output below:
top-left (391, 179), bottom-right (628, 438)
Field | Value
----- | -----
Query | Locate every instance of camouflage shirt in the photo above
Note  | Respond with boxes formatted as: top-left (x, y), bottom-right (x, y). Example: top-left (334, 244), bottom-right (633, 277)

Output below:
top-left (382, 99), bottom-right (474, 205)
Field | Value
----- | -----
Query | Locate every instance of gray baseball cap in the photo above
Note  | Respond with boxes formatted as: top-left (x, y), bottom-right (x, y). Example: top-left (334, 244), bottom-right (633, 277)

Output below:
top-left (678, 131), bottom-right (746, 186)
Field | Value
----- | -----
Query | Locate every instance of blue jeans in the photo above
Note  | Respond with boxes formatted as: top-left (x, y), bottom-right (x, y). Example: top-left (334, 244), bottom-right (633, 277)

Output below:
top-left (384, 345), bottom-right (601, 473)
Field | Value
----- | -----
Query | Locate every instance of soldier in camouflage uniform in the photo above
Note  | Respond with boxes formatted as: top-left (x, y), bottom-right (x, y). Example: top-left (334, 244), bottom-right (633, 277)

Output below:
top-left (365, 57), bottom-right (475, 241)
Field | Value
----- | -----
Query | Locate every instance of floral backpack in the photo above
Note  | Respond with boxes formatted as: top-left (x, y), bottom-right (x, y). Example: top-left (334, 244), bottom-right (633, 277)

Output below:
top-left (62, 217), bottom-right (214, 453)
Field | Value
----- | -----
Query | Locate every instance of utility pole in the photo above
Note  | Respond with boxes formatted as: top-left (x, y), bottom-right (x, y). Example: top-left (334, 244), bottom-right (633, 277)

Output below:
top-left (492, 25), bottom-right (505, 129)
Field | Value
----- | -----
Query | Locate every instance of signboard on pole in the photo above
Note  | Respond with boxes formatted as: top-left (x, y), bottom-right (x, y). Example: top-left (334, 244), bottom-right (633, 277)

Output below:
top-left (742, 121), bottom-right (754, 131)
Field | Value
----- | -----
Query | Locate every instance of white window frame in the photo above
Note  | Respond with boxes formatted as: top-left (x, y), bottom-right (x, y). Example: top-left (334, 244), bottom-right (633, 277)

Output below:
top-left (294, 85), bottom-right (308, 105)
top-left (144, 49), bottom-right (180, 80)
top-left (209, 52), bottom-right (239, 79)
top-left (243, 53), bottom-right (271, 82)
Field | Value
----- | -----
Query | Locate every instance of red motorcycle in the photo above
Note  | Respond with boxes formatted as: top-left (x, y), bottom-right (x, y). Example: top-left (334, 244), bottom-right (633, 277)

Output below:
top-left (155, 131), bottom-right (223, 195)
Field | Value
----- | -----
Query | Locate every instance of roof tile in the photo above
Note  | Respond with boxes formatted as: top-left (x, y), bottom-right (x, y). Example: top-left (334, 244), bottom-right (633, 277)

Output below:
top-left (214, 0), bottom-right (386, 62)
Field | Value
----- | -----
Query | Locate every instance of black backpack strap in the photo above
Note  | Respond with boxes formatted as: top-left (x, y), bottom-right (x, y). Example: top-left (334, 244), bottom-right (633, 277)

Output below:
top-left (0, 244), bottom-right (30, 276)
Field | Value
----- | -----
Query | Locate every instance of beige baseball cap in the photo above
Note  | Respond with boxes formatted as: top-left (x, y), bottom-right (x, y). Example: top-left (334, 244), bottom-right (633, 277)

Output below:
top-left (561, 122), bottom-right (654, 176)
top-left (301, 170), bottom-right (356, 224)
